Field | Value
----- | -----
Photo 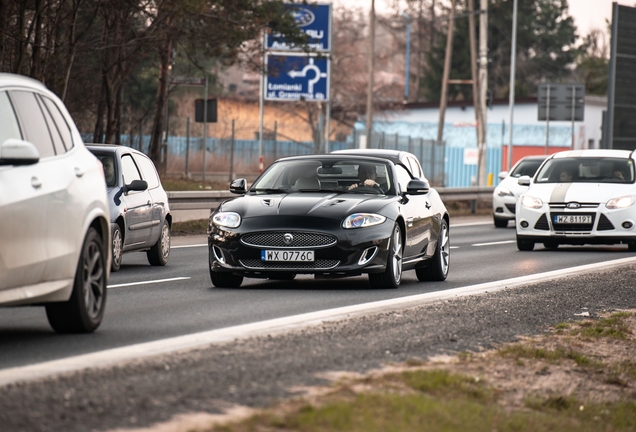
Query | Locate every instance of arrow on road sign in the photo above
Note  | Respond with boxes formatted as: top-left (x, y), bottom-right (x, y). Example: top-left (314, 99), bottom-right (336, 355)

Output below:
top-left (286, 58), bottom-right (327, 94)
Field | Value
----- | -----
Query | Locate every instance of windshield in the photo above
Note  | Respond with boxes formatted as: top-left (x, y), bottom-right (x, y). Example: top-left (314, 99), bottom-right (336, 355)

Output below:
top-left (535, 157), bottom-right (635, 184)
top-left (510, 158), bottom-right (545, 178)
top-left (251, 158), bottom-right (393, 195)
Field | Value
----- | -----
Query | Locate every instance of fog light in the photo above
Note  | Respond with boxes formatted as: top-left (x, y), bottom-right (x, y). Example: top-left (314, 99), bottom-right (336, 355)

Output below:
top-left (622, 221), bottom-right (633, 229)
top-left (520, 220), bottom-right (529, 228)
top-left (358, 246), bottom-right (378, 265)
top-left (213, 245), bottom-right (225, 263)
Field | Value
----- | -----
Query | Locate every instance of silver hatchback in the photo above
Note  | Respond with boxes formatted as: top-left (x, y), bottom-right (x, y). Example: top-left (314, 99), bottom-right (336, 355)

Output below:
top-left (87, 144), bottom-right (172, 272)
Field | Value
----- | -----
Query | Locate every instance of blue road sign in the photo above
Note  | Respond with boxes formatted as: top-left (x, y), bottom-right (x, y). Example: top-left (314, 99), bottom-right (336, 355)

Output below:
top-left (265, 54), bottom-right (329, 101)
top-left (266, 3), bottom-right (331, 52)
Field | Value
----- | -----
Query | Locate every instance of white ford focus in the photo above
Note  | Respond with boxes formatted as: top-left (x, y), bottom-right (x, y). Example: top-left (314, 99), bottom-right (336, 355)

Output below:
top-left (515, 149), bottom-right (636, 251)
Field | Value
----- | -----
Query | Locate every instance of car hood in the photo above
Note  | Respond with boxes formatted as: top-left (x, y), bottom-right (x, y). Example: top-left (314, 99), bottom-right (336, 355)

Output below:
top-left (526, 183), bottom-right (635, 203)
top-left (219, 192), bottom-right (394, 219)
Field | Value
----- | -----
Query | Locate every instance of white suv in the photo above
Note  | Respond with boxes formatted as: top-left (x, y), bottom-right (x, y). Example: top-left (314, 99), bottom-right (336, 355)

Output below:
top-left (0, 73), bottom-right (111, 333)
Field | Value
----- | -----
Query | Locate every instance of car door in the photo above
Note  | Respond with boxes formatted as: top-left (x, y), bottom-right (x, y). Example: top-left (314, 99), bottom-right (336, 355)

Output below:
top-left (120, 153), bottom-right (153, 247)
top-left (395, 164), bottom-right (436, 260)
top-left (132, 153), bottom-right (165, 245)
top-left (0, 90), bottom-right (49, 291)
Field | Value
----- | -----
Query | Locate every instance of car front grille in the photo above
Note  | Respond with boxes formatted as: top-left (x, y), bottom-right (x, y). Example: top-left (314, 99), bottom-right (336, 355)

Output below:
top-left (239, 259), bottom-right (340, 270)
top-left (549, 202), bottom-right (599, 209)
top-left (241, 231), bottom-right (337, 248)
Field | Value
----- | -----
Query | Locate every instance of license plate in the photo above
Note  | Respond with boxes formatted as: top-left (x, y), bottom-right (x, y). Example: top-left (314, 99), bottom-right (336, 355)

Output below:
top-left (261, 250), bottom-right (314, 262)
top-left (553, 215), bottom-right (592, 224)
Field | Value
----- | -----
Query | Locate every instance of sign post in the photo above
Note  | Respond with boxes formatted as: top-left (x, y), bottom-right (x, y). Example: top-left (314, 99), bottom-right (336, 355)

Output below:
top-left (260, 3), bottom-right (332, 163)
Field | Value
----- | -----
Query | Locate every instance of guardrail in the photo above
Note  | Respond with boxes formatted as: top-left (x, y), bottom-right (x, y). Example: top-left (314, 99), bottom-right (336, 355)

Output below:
top-left (167, 187), bottom-right (495, 210)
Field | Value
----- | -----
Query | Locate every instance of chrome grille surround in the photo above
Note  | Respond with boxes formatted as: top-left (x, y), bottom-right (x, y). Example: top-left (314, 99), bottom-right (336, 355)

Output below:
top-left (239, 259), bottom-right (340, 270)
top-left (241, 231), bottom-right (337, 248)
top-left (549, 202), bottom-right (599, 209)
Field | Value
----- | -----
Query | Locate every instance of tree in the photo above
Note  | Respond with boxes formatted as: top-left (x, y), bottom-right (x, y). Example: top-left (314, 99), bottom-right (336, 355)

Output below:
top-left (419, 0), bottom-right (582, 101)
top-left (575, 27), bottom-right (609, 96)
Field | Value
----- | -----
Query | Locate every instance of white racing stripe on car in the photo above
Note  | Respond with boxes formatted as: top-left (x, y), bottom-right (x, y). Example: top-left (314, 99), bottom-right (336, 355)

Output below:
top-left (108, 277), bottom-right (191, 289)
top-left (472, 240), bottom-right (516, 247)
top-left (6, 256), bottom-right (636, 387)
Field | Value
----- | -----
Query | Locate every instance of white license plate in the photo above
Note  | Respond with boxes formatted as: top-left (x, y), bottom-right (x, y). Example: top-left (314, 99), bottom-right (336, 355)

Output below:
top-left (261, 250), bottom-right (314, 262)
top-left (554, 215), bottom-right (592, 224)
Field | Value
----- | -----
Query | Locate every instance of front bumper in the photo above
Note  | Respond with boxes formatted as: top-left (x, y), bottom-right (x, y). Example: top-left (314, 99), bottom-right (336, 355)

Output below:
top-left (493, 193), bottom-right (517, 220)
top-left (208, 219), bottom-right (394, 278)
top-left (516, 203), bottom-right (636, 245)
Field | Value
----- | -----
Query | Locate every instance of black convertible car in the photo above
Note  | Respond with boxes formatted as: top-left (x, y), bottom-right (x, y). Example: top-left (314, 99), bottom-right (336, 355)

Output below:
top-left (207, 152), bottom-right (450, 288)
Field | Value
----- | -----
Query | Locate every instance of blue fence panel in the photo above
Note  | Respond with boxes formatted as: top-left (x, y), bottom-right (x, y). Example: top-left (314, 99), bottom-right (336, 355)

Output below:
top-left (444, 147), bottom-right (502, 187)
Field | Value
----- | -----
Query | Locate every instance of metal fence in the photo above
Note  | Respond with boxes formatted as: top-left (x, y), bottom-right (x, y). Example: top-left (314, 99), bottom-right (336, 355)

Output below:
top-left (84, 132), bottom-right (505, 187)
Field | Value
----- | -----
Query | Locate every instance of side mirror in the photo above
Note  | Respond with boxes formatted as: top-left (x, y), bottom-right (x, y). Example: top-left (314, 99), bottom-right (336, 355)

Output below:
top-left (405, 179), bottom-right (429, 195)
top-left (0, 139), bottom-right (40, 166)
top-left (517, 175), bottom-right (531, 186)
top-left (124, 179), bottom-right (148, 193)
top-left (230, 178), bottom-right (247, 194)
top-left (498, 171), bottom-right (508, 181)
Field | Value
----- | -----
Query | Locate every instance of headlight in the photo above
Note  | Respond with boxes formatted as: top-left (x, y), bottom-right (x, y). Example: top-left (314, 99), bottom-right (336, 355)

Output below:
top-left (606, 195), bottom-right (635, 209)
top-left (495, 187), bottom-right (514, 197)
top-left (212, 212), bottom-right (241, 228)
top-left (520, 195), bottom-right (543, 209)
top-left (342, 213), bottom-right (386, 229)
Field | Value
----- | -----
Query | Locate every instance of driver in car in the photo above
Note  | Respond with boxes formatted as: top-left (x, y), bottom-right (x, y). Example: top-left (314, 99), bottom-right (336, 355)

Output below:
top-left (348, 164), bottom-right (384, 191)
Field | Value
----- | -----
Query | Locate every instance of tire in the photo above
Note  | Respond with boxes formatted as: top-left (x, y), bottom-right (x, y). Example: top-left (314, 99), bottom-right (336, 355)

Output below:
top-left (45, 227), bottom-right (107, 333)
top-left (517, 236), bottom-right (535, 251)
top-left (369, 224), bottom-right (403, 289)
top-left (147, 219), bottom-right (170, 266)
top-left (494, 216), bottom-right (508, 228)
top-left (628, 242), bottom-right (636, 252)
top-left (210, 271), bottom-right (244, 288)
top-left (111, 223), bottom-right (123, 272)
top-left (416, 218), bottom-right (450, 281)
top-left (543, 242), bottom-right (559, 250)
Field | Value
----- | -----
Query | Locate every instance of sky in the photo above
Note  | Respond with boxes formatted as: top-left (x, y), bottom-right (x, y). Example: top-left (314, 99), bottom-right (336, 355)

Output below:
top-left (330, 0), bottom-right (633, 38)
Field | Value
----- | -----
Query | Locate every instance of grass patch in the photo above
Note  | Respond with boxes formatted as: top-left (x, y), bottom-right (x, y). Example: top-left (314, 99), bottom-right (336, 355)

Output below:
top-left (498, 344), bottom-right (603, 369)
top-left (571, 313), bottom-right (633, 340)
top-left (213, 375), bottom-right (636, 432)
top-left (171, 219), bottom-right (208, 236)
top-left (161, 177), bottom-right (228, 191)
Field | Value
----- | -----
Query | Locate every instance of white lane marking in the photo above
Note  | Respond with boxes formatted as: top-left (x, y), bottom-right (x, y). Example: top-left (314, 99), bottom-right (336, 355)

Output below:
top-left (108, 277), bottom-right (191, 289)
top-left (451, 221), bottom-right (492, 228)
top-left (5, 256), bottom-right (636, 387)
top-left (172, 244), bottom-right (206, 249)
top-left (472, 240), bottom-right (516, 247)
top-left (450, 246), bottom-right (460, 249)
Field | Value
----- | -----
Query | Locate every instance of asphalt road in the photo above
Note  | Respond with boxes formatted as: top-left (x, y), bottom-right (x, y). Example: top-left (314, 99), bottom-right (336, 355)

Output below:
top-left (1, 217), bottom-right (636, 432)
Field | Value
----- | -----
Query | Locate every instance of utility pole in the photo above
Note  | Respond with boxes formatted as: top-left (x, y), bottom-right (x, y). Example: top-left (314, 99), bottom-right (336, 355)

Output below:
top-left (364, 0), bottom-right (375, 148)
top-left (507, 0), bottom-right (518, 170)
top-left (436, 0), bottom-right (456, 161)
top-left (468, 0), bottom-right (481, 165)
top-left (477, 0), bottom-right (488, 186)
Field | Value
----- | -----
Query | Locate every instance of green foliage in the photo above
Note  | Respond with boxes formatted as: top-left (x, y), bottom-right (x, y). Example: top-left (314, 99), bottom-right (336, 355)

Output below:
top-left (420, 0), bottom-right (581, 101)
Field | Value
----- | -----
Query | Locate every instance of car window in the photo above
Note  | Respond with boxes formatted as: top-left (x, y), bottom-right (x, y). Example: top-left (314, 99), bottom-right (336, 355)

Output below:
top-left (394, 164), bottom-right (412, 194)
top-left (97, 155), bottom-right (117, 187)
top-left (510, 159), bottom-right (544, 178)
top-left (132, 154), bottom-right (160, 189)
top-left (120, 154), bottom-right (142, 184)
top-left (38, 95), bottom-right (65, 154)
top-left (0, 91), bottom-right (22, 145)
top-left (407, 157), bottom-right (422, 178)
top-left (40, 96), bottom-right (73, 152)
top-left (8, 90), bottom-right (55, 158)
